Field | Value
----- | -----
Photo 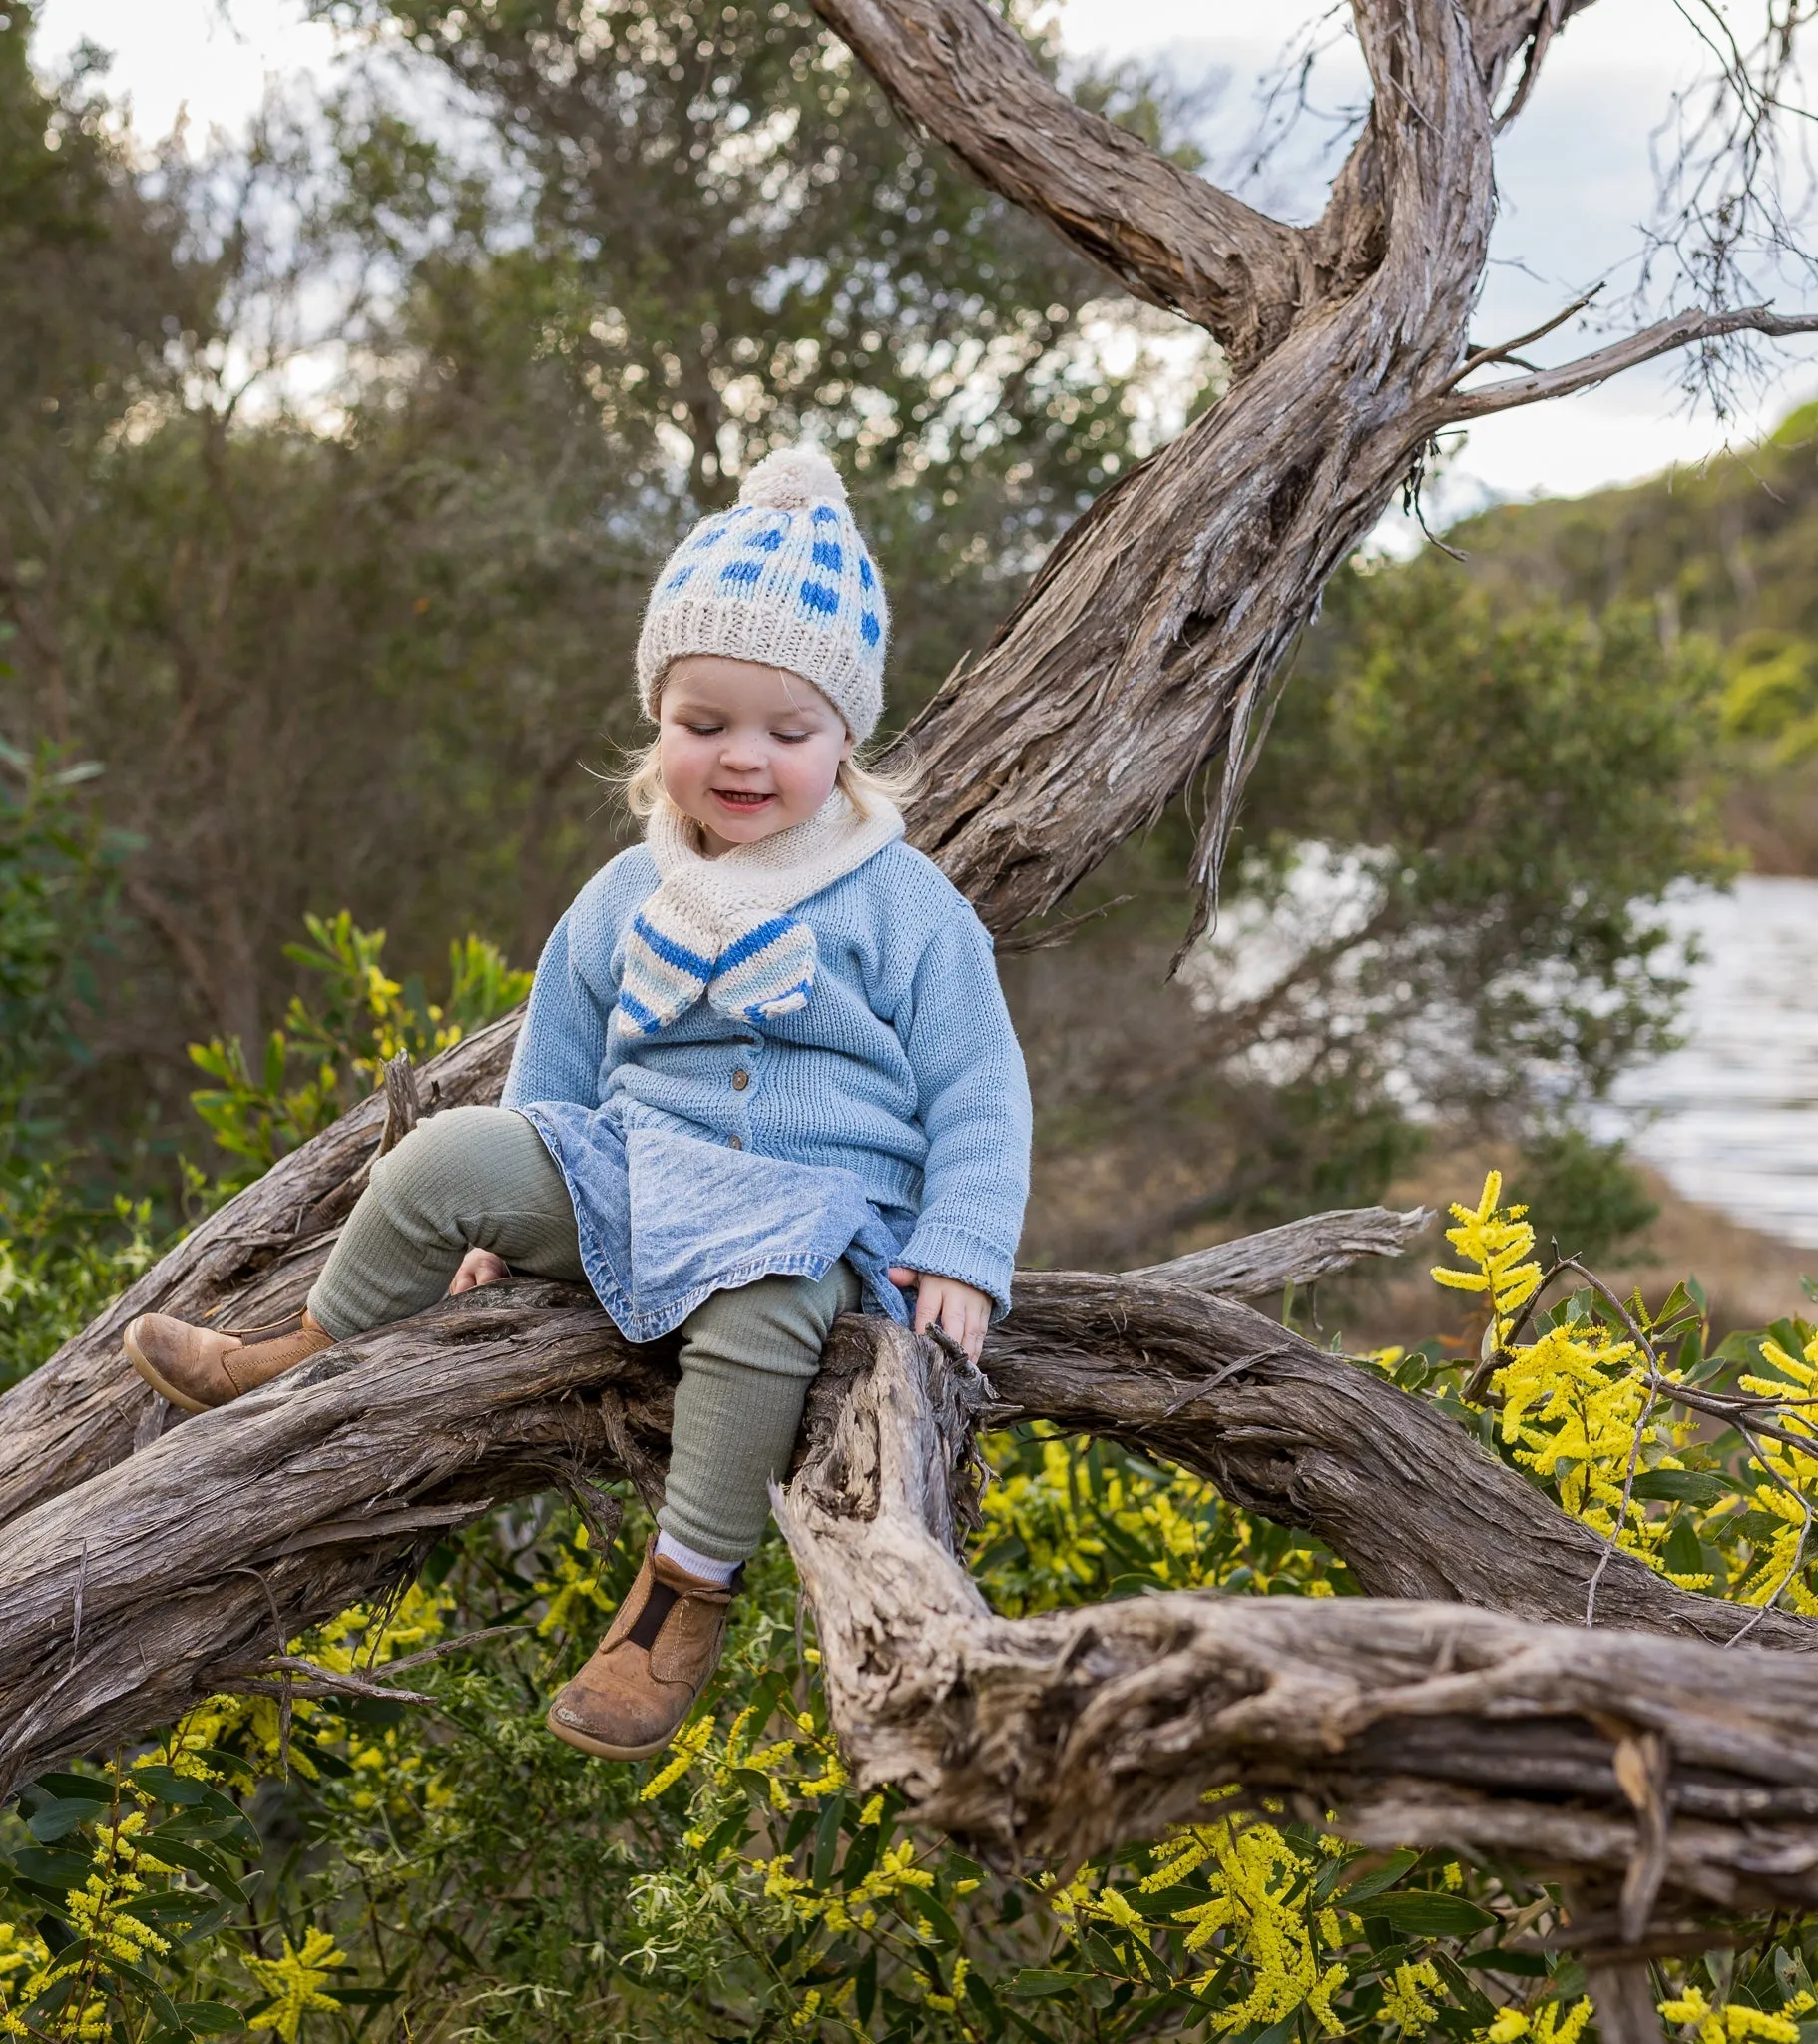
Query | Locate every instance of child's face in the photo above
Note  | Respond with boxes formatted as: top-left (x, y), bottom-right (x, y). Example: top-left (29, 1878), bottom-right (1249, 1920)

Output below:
top-left (657, 655), bottom-right (855, 855)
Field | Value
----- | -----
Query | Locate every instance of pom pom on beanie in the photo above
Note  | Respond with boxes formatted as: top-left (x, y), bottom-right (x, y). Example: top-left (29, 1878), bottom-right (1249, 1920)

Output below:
top-left (737, 444), bottom-right (846, 512)
top-left (636, 443), bottom-right (888, 741)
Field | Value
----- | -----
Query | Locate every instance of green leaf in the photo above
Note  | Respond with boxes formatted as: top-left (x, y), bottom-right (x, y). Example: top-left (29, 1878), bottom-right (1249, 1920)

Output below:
top-left (699, 1808), bottom-right (750, 1861)
top-left (1008, 1969), bottom-right (1093, 1999)
top-left (1654, 1282), bottom-right (1696, 1328)
top-left (1733, 1510), bottom-right (1791, 1546)
top-left (95, 1951), bottom-right (186, 2034)
top-left (186, 1785), bottom-right (260, 1850)
top-left (840, 1825), bottom-right (881, 1889)
top-left (1460, 1949), bottom-right (1551, 1977)
top-left (1362, 1891), bottom-right (1499, 1938)
top-left (28, 1773), bottom-right (114, 1805)
top-left (128, 1766), bottom-right (208, 1806)
top-left (10, 1847), bottom-right (91, 1890)
top-left (27, 1798), bottom-right (97, 1844)
top-left (173, 2005), bottom-right (242, 2035)
top-left (1432, 1951), bottom-right (1497, 2020)
top-left (139, 1834), bottom-right (249, 1905)
top-left (1080, 1929), bottom-right (1135, 1981)
top-left (1664, 1516), bottom-right (1707, 1578)
top-left (812, 1794), bottom-right (845, 1888)
top-left (731, 1767), bottom-right (774, 1804)
top-left (1630, 1469), bottom-right (1736, 1507)
top-left (177, 1901), bottom-right (238, 1947)
top-left (916, 1892), bottom-right (962, 1949)
top-left (1337, 1849), bottom-right (1421, 1906)
top-left (1130, 1882), bottom-right (1207, 1919)
top-left (182, 1748), bottom-right (260, 1786)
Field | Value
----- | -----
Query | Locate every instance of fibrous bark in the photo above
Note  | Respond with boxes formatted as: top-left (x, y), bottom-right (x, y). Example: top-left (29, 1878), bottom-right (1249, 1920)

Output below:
top-left (6, 1260), bottom-right (1813, 1802)
top-left (0, 1215), bottom-right (1454, 1790)
top-left (0, 1012), bottom-right (520, 1529)
top-left (781, 1318), bottom-right (1818, 1914)
top-left (830, 0), bottom-right (1814, 933)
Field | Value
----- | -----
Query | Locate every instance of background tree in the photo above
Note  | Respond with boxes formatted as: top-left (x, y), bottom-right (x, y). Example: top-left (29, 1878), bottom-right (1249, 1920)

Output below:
top-left (0, 0), bottom-right (1183, 1181)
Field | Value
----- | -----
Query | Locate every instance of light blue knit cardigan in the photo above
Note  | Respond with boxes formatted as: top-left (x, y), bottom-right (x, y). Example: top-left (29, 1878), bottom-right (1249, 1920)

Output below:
top-left (501, 839), bottom-right (1032, 1314)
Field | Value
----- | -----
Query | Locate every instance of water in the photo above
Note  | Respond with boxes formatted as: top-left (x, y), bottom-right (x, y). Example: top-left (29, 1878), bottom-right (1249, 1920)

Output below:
top-left (1608, 876), bottom-right (1818, 1249)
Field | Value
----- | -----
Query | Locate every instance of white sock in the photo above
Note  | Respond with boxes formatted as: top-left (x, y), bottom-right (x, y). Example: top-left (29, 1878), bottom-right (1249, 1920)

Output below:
top-left (654, 1530), bottom-right (740, 1585)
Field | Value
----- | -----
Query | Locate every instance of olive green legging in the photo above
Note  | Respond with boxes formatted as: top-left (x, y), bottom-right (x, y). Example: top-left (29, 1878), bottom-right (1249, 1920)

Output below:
top-left (308, 1104), bottom-right (859, 1563)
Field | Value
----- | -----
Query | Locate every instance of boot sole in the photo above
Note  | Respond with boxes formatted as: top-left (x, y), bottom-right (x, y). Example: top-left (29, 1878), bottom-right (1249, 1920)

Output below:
top-left (123, 1320), bottom-right (213, 1415)
top-left (544, 1702), bottom-right (679, 1763)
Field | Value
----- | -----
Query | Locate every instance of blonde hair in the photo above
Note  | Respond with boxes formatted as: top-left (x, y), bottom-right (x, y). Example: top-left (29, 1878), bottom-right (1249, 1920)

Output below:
top-left (619, 672), bottom-right (919, 825)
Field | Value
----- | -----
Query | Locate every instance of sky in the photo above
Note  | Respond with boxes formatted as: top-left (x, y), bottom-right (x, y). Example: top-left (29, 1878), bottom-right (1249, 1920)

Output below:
top-left (33, 0), bottom-right (1818, 519)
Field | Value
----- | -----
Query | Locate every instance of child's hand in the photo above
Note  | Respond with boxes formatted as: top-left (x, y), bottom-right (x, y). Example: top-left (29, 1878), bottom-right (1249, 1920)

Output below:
top-left (449, 1247), bottom-right (510, 1295)
top-left (886, 1269), bottom-right (992, 1363)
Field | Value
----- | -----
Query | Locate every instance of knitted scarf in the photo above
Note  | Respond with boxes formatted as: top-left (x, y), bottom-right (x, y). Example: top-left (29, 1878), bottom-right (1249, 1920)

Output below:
top-left (617, 790), bottom-right (904, 1037)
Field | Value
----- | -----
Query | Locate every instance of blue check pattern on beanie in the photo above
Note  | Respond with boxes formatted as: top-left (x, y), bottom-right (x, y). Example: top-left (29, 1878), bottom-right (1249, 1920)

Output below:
top-left (636, 446), bottom-right (890, 741)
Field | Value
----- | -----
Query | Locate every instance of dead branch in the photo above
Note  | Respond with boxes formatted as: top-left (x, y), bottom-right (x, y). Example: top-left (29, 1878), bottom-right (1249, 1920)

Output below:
top-left (6, 1261), bottom-right (1812, 1799)
top-left (0, 1283), bottom-right (672, 1798)
top-left (988, 1271), bottom-right (1816, 1648)
top-left (0, 1064), bottom-right (1429, 1535)
top-left (1433, 303), bottom-right (1818, 421)
top-left (779, 1316), bottom-right (1818, 1915)
top-left (0, 1013), bottom-right (520, 1529)
top-left (866, 0), bottom-right (1505, 932)
top-left (1122, 1204), bottom-right (1432, 1295)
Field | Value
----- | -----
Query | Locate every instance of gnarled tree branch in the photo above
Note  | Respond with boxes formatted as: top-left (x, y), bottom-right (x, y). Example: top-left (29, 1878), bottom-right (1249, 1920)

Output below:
top-left (808, 0), bottom-right (1315, 371)
top-left (780, 1318), bottom-right (1818, 1914)
top-left (5, 1256), bottom-right (1811, 1799)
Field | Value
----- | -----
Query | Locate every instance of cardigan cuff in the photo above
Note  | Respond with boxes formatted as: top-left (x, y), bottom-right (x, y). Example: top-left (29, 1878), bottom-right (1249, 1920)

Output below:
top-left (893, 1221), bottom-right (1017, 1322)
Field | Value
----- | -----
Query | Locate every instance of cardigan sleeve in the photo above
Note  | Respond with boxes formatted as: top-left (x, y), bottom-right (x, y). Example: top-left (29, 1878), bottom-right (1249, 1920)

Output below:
top-left (892, 902), bottom-right (1032, 1319)
top-left (501, 907), bottom-right (611, 1112)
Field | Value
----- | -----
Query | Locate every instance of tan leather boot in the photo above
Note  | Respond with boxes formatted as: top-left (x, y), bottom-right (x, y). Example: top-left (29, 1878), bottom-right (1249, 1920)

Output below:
top-left (547, 1548), bottom-right (736, 1761)
top-left (124, 1310), bottom-right (334, 1413)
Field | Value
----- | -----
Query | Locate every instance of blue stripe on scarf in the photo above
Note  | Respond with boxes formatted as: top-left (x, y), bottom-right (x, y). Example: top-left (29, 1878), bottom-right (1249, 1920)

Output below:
top-left (742, 977), bottom-right (813, 1016)
top-left (713, 914), bottom-right (801, 975)
top-left (616, 985), bottom-right (664, 1033)
top-left (629, 912), bottom-right (716, 981)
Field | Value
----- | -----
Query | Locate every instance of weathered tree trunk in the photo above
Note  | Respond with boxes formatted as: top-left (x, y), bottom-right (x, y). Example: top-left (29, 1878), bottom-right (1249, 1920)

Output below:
top-left (0, 1013), bottom-right (520, 1528)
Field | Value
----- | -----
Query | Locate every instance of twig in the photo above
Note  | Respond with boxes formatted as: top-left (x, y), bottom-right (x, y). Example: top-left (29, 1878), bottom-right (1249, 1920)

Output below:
top-left (1432, 303), bottom-right (1818, 424)
top-left (68, 1540), bottom-right (87, 1675)
top-left (228, 1564), bottom-right (293, 1773)
top-left (1444, 287), bottom-right (1604, 389)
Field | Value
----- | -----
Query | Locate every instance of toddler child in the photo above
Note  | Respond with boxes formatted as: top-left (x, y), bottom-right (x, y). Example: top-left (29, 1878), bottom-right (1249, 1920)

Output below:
top-left (123, 444), bottom-right (1032, 1761)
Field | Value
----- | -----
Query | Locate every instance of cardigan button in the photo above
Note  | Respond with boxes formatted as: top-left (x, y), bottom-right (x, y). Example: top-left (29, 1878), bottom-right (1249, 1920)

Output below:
top-left (731, 1068), bottom-right (750, 1091)
top-left (727, 1135), bottom-right (743, 1150)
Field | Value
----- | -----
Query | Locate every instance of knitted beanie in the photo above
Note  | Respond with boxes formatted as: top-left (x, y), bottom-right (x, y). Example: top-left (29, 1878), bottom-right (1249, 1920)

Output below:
top-left (636, 445), bottom-right (889, 742)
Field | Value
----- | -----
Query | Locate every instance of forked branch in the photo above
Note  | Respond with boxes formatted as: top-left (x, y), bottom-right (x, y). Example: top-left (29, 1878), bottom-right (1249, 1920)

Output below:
top-left (5, 1256), bottom-right (1812, 1798)
top-left (1434, 302), bottom-right (1818, 421)
top-left (779, 1317), bottom-right (1818, 1912)
top-left (807, 0), bottom-right (1314, 370)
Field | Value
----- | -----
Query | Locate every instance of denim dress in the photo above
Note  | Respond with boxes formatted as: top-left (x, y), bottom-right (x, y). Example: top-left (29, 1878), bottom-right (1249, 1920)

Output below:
top-left (501, 840), bottom-right (1032, 1347)
top-left (516, 1095), bottom-right (913, 1343)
